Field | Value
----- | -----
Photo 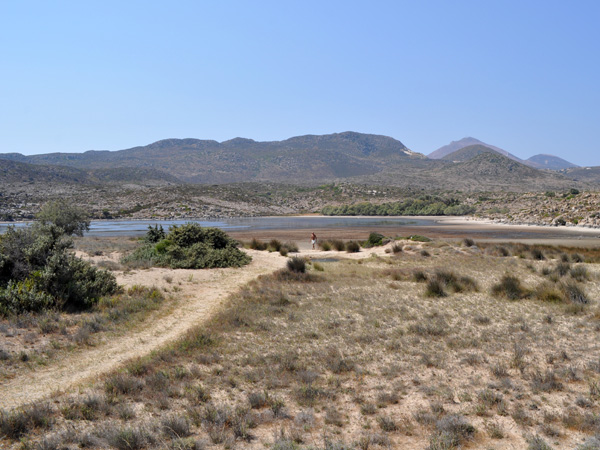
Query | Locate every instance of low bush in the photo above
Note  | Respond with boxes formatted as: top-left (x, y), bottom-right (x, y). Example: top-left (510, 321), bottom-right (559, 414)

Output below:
top-left (570, 265), bottom-right (589, 282)
top-left (268, 239), bottom-right (282, 252)
top-left (425, 270), bottom-right (478, 297)
top-left (534, 283), bottom-right (564, 303)
top-left (249, 238), bottom-right (267, 251)
top-left (425, 279), bottom-right (447, 298)
top-left (413, 270), bottom-right (428, 282)
top-left (0, 403), bottom-right (54, 439)
top-left (571, 253), bottom-right (584, 263)
top-left (345, 241), bottom-right (360, 253)
top-left (330, 239), bottom-right (345, 251)
top-left (491, 275), bottom-right (527, 300)
top-left (161, 414), bottom-right (191, 438)
top-left (282, 242), bottom-right (299, 253)
top-left (531, 248), bottom-right (545, 260)
top-left (427, 414), bottom-right (475, 450)
top-left (287, 257), bottom-right (306, 274)
top-left (366, 232), bottom-right (385, 247)
top-left (527, 435), bottom-right (554, 450)
top-left (561, 282), bottom-right (588, 304)
top-left (554, 262), bottom-right (571, 277)
top-left (318, 241), bottom-right (332, 251)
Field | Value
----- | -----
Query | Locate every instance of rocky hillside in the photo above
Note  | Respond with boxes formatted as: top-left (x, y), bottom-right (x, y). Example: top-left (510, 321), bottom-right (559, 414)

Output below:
top-left (1, 132), bottom-right (593, 192)
top-left (558, 166), bottom-right (600, 183)
top-left (440, 144), bottom-right (500, 162)
top-left (476, 190), bottom-right (600, 228)
top-left (526, 154), bottom-right (579, 170)
top-left (433, 153), bottom-right (575, 190)
top-left (0, 160), bottom-right (179, 185)
top-left (0, 132), bottom-right (423, 184)
top-left (429, 137), bottom-right (521, 161)
top-left (431, 137), bottom-right (578, 171)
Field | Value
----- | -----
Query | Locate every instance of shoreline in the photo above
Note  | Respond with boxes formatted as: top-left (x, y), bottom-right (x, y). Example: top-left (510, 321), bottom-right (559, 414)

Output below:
top-left (435, 215), bottom-right (600, 233)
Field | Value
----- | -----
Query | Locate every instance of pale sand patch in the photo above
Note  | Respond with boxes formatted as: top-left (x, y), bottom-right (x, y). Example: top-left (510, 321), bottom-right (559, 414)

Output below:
top-left (0, 250), bottom-right (287, 409)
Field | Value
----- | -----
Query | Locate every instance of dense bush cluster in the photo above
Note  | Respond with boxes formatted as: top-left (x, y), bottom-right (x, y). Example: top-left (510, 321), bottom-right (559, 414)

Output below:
top-left (0, 202), bottom-right (117, 315)
top-left (321, 196), bottom-right (476, 216)
top-left (124, 223), bottom-right (251, 269)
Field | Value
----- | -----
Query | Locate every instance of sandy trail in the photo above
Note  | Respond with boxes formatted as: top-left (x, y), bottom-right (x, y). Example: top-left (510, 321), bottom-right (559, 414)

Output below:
top-left (0, 250), bottom-right (287, 410)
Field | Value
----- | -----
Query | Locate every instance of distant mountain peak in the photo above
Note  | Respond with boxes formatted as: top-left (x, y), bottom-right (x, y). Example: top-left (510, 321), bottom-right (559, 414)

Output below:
top-left (430, 138), bottom-right (521, 162)
top-left (526, 154), bottom-right (579, 170)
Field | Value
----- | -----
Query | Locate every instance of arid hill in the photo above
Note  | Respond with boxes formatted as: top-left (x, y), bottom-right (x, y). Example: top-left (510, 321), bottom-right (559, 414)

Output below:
top-left (430, 137), bottom-right (578, 170)
top-left (440, 144), bottom-right (500, 162)
top-left (0, 132), bottom-right (422, 184)
top-left (0, 159), bottom-right (179, 185)
top-left (526, 153), bottom-right (579, 170)
top-left (0, 132), bottom-right (593, 191)
top-left (429, 137), bottom-right (521, 161)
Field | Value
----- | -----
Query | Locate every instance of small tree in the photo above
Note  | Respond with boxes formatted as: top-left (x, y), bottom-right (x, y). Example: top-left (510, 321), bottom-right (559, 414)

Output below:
top-left (36, 200), bottom-right (90, 237)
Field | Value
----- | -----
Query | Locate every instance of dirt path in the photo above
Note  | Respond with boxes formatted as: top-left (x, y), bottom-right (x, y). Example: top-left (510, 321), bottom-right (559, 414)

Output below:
top-left (0, 250), bottom-right (287, 410)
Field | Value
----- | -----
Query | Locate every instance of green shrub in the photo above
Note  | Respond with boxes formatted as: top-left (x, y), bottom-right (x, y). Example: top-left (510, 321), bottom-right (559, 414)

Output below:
top-left (123, 224), bottom-right (251, 270)
top-left (367, 232), bottom-right (385, 247)
top-left (0, 278), bottom-right (54, 316)
top-left (0, 219), bottom-right (117, 315)
top-left (144, 225), bottom-right (166, 243)
top-left (36, 200), bottom-right (90, 237)
top-left (321, 197), bottom-right (475, 217)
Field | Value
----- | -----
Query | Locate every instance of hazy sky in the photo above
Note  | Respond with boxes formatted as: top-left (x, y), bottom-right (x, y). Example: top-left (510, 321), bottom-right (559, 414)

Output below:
top-left (1, 1), bottom-right (599, 165)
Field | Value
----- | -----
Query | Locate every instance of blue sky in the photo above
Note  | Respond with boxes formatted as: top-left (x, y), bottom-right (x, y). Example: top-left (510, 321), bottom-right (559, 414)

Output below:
top-left (1, 1), bottom-right (599, 165)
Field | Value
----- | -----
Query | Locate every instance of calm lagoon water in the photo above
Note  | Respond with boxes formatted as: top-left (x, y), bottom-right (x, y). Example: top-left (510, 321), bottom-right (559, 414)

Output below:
top-left (1, 216), bottom-right (599, 242)
top-left (0, 216), bottom-right (423, 236)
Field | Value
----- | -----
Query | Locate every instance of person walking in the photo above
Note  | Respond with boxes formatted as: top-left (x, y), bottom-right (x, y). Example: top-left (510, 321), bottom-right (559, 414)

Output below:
top-left (311, 232), bottom-right (317, 250)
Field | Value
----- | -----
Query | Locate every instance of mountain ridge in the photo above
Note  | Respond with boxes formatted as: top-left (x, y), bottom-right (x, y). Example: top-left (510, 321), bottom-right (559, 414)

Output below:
top-left (430, 137), bottom-right (579, 170)
top-left (0, 132), bottom-right (593, 190)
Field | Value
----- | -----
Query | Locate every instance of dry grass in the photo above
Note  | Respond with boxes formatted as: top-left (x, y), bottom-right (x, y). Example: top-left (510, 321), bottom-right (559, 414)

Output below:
top-left (3, 239), bottom-right (600, 449)
top-left (0, 286), bottom-right (165, 381)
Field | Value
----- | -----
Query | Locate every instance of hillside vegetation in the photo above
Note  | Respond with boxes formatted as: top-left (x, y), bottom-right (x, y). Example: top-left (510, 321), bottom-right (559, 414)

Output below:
top-left (321, 196), bottom-right (475, 216)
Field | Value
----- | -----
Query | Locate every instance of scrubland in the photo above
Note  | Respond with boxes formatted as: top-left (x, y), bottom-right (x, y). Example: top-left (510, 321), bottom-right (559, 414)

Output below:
top-left (1, 238), bottom-right (600, 450)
